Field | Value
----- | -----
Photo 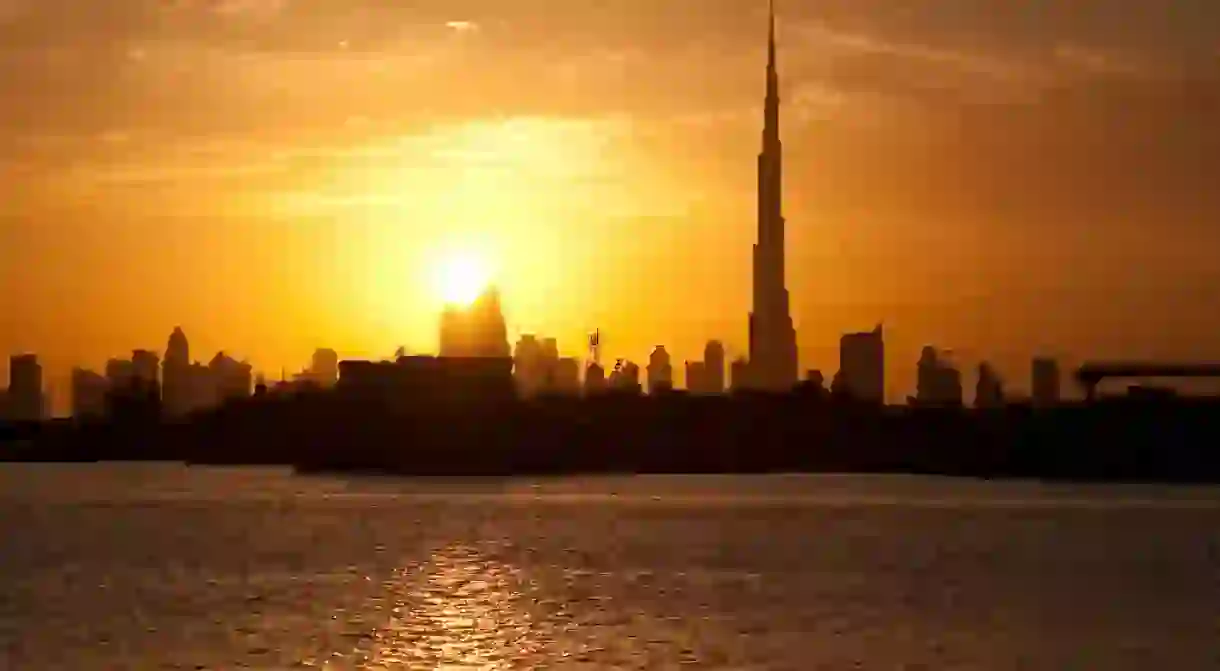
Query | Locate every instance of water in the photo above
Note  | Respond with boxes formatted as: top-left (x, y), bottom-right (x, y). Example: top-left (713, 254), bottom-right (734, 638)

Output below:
top-left (1, 465), bottom-right (1219, 670)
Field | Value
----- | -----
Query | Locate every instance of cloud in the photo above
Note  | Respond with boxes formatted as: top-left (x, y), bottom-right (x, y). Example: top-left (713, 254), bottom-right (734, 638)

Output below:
top-left (1, 0), bottom-right (1218, 225)
top-left (1053, 43), bottom-right (1156, 78)
top-left (793, 21), bottom-right (1028, 80)
top-left (211, 0), bottom-right (289, 19)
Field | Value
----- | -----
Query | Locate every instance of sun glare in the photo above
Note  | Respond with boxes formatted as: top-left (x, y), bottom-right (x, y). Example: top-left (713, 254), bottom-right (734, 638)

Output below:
top-left (433, 252), bottom-right (492, 307)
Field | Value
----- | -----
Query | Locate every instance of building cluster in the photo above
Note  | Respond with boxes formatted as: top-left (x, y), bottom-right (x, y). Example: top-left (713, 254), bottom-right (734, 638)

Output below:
top-left (0, 297), bottom-right (1068, 420)
top-left (63, 328), bottom-right (256, 420)
top-left (512, 335), bottom-right (580, 397)
top-left (270, 348), bottom-right (341, 394)
top-left (338, 287), bottom-right (517, 405)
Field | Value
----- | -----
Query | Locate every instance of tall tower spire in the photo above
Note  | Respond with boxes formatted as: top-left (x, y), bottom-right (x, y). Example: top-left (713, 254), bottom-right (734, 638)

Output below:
top-left (765, 0), bottom-right (779, 146)
top-left (746, 0), bottom-right (798, 392)
top-left (768, 0), bottom-right (777, 88)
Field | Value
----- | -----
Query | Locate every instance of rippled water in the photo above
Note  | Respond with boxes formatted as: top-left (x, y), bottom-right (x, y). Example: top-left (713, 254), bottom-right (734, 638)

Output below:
top-left (1, 465), bottom-right (1219, 670)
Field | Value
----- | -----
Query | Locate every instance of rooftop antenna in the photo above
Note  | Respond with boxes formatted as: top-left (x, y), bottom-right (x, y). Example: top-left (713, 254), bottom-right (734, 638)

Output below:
top-left (588, 329), bottom-right (601, 367)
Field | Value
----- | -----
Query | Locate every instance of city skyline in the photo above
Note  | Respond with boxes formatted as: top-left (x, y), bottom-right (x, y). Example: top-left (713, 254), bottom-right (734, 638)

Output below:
top-left (3, 0), bottom-right (1220, 410)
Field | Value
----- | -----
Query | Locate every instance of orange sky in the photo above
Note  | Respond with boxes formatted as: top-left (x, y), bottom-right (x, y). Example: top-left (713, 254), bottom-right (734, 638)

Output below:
top-left (2, 0), bottom-right (1219, 409)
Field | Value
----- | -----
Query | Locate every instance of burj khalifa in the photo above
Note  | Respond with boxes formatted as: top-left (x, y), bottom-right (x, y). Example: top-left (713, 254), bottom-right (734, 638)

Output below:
top-left (746, 0), bottom-right (799, 391)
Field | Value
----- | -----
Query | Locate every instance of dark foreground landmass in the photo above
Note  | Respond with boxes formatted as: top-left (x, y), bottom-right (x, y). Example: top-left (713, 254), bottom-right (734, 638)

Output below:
top-left (3, 389), bottom-right (1219, 484)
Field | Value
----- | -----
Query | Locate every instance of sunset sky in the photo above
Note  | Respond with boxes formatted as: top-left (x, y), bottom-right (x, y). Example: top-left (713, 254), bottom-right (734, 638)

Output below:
top-left (2, 0), bottom-right (1219, 407)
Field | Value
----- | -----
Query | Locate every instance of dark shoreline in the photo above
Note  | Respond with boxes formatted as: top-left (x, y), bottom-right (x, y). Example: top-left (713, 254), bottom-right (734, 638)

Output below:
top-left (4, 391), bottom-right (1219, 485)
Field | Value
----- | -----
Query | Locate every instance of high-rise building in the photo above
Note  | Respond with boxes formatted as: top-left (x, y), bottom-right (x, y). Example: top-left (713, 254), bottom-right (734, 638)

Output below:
top-left (105, 358), bottom-right (135, 391)
top-left (746, 3), bottom-right (798, 392)
top-left (647, 346), bottom-right (673, 393)
top-left (838, 325), bottom-right (885, 404)
top-left (130, 349), bottom-right (162, 414)
top-left (704, 341), bottom-right (726, 394)
top-left (584, 362), bottom-right (606, 395)
top-left (439, 287), bottom-right (511, 359)
top-left (166, 327), bottom-right (189, 365)
top-left (620, 361), bottom-right (641, 393)
top-left (439, 306), bottom-right (466, 357)
top-left (1031, 357), bottom-right (1061, 407)
top-left (311, 348), bottom-right (340, 388)
top-left (730, 357), bottom-right (752, 392)
top-left (71, 368), bottom-right (108, 419)
top-left (163, 327), bottom-right (193, 417)
top-left (513, 334), bottom-right (544, 396)
top-left (555, 358), bottom-right (581, 395)
top-left (7, 354), bottom-right (44, 421)
top-left (132, 350), bottom-right (160, 387)
top-left (540, 337), bottom-right (560, 391)
top-left (209, 352), bottom-right (252, 403)
top-left (188, 362), bottom-right (216, 410)
top-left (916, 346), bottom-right (963, 407)
top-left (975, 362), bottom-right (1006, 408)
top-left (609, 360), bottom-right (641, 394)
top-left (541, 337), bottom-right (559, 363)
top-left (473, 289), bottom-right (511, 359)
top-left (686, 360), bottom-right (707, 394)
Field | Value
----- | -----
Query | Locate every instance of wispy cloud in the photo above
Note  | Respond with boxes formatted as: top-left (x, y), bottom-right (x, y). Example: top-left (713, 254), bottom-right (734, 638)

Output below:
top-left (211, 0), bottom-right (290, 19)
top-left (792, 21), bottom-right (1030, 81)
top-left (1053, 43), bottom-right (1156, 79)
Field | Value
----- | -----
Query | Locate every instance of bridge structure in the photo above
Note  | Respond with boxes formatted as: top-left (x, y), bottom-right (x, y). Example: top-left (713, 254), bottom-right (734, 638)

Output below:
top-left (1075, 362), bottom-right (1220, 401)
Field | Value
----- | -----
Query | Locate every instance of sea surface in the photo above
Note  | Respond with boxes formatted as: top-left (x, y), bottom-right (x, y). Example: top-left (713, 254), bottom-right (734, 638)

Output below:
top-left (1, 465), bottom-right (1218, 670)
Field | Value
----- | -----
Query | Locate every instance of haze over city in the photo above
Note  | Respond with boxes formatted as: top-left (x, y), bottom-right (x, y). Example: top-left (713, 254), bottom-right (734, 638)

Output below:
top-left (3, 0), bottom-right (1219, 413)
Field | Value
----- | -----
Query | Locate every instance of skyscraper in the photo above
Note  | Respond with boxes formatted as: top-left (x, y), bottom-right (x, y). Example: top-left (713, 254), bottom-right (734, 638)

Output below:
top-left (540, 337), bottom-right (560, 390)
top-left (209, 352), bottom-right (253, 403)
top-left (71, 367), bottom-right (107, 419)
top-left (555, 358), bottom-right (581, 395)
top-left (163, 327), bottom-right (192, 417)
top-left (310, 348), bottom-right (340, 388)
top-left (131, 350), bottom-right (160, 388)
top-left (916, 346), bottom-right (963, 407)
top-left (685, 360), bottom-right (707, 394)
top-left (439, 288), bottom-right (511, 359)
top-left (647, 346), bottom-right (674, 393)
top-left (584, 361), bottom-right (606, 395)
top-left (704, 340), bottom-right (726, 394)
top-left (513, 334), bottom-right (544, 396)
top-left (7, 354), bottom-right (44, 421)
top-left (975, 362), bottom-right (1006, 409)
top-left (730, 357), bottom-right (751, 393)
top-left (747, 1), bottom-right (798, 392)
top-left (1031, 357), bottom-right (1061, 407)
top-left (838, 325), bottom-right (885, 404)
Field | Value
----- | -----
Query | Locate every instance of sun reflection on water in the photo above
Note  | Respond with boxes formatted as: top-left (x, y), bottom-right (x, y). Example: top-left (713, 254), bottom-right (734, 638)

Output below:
top-left (285, 541), bottom-right (710, 670)
top-left (356, 544), bottom-right (549, 669)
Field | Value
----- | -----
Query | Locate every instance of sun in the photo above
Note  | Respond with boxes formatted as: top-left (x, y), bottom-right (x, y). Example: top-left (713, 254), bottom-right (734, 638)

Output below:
top-left (432, 251), bottom-right (492, 307)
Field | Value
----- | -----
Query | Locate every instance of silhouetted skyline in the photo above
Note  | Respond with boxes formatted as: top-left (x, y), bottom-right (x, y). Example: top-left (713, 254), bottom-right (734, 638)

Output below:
top-left (3, 1), bottom-right (1219, 411)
